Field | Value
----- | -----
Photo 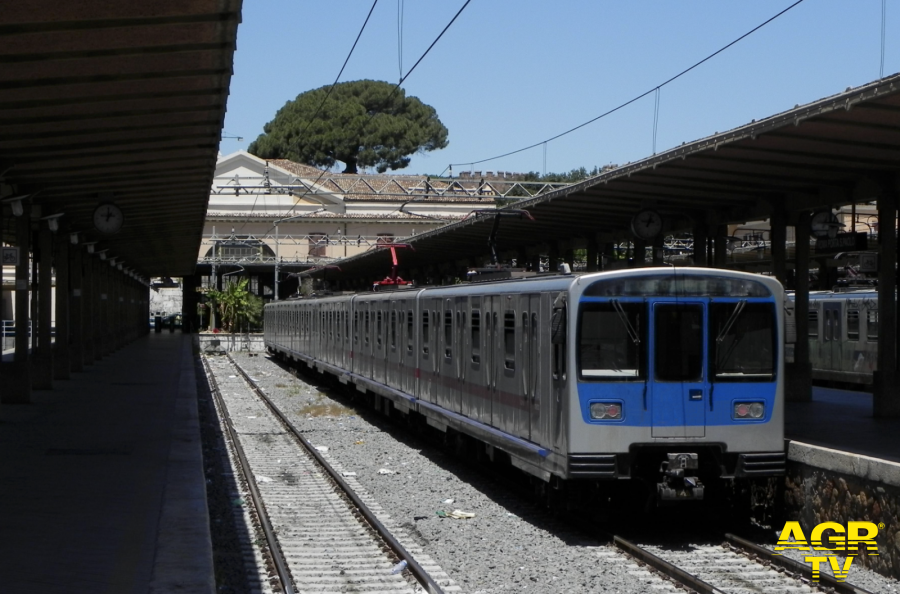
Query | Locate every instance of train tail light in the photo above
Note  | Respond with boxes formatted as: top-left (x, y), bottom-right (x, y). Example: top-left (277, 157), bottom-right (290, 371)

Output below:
top-left (733, 402), bottom-right (765, 419)
top-left (590, 402), bottom-right (622, 420)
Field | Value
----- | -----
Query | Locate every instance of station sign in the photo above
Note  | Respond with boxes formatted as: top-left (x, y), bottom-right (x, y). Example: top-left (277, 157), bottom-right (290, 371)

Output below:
top-left (815, 232), bottom-right (868, 255)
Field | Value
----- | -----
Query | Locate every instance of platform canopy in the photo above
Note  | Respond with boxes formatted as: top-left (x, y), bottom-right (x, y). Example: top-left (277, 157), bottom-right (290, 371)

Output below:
top-left (323, 74), bottom-right (900, 280)
top-left (0, 1), bottom-right (240, 277)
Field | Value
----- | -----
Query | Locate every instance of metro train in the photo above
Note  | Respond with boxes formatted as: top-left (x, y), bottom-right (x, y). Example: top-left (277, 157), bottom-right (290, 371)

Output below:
top-left (790, 289), bottom-right (879, 386)
top-left (264, 267), bottom-right (786, 507)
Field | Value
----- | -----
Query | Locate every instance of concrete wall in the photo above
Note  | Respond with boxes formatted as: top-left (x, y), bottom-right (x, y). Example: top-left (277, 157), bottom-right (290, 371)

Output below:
top-left (785, 441), bottom-right (900, 579)
top-left (196, 333), bottom-right (265, 354)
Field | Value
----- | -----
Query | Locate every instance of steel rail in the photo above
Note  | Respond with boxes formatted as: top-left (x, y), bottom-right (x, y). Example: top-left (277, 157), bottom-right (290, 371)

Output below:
top-left (613, 535), bottom-right (724, 594)
top-left (201, 356), bottom-right (296, 594)
top-left (226, 353), bottom-right (446, 594)
top-left (725, 533), bottom-right (875, 594)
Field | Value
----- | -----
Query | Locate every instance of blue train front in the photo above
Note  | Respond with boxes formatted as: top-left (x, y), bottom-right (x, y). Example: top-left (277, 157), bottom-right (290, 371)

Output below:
top-left (264, 267), bottom-right (785, 506)
top-left (565, 268), bottom-right (785, 502)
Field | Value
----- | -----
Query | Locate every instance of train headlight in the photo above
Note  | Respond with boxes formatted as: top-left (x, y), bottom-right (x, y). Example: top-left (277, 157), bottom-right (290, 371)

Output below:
top-left (590, 402), bottom-right (622, 420)
top-left (733, 402), bottom-right (765, 420)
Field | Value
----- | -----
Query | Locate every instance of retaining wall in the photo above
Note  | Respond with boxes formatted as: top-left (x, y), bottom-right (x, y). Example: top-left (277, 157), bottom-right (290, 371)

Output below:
top-left (785, 441), bottom-right (900, 578)
top-left (196, 333), bottom-right (265, 354)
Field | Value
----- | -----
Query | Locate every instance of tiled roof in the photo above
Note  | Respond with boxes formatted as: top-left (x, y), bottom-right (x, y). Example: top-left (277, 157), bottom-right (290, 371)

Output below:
top-left (269, 159), bottom-right (500, 203)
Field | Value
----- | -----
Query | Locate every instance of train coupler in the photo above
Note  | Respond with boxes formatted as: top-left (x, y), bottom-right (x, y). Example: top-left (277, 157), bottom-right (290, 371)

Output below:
top-left (657, 453), bottom-right (704, 501)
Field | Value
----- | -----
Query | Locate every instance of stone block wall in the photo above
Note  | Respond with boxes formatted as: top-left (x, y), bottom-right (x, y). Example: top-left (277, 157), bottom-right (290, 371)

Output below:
top-left (785, 441), bottom-right (900, 579)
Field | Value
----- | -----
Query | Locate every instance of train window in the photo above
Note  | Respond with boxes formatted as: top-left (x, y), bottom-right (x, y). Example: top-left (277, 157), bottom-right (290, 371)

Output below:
top-left (578, 302), bottom-right (643, 380)
top-left (471, 310), bottom-right (481, 362)
top-left (808, 310), bottom-right (819, 338)
top-left (444, 310), bottom-right (453, 358)
top-left (847, 310), bottom-right (860, 341)
top-left (336, 311), bottom-right (341, 341)
top-left (710, 302), bottom-right (775, 381)
top-left (422, 311), bottom-right (430, 354)
top-left (353, 311), bottom-right (359, 344)
top-left (655, 304), bottom-right (702, 382)
top-left (504, 311), bottom-right (516, 370)
top-left (867, 310), bottom-right (878, 341)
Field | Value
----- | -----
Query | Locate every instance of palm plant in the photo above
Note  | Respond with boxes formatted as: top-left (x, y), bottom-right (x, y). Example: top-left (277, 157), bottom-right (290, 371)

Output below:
top-left (207, 278), bottom-right (263, 332)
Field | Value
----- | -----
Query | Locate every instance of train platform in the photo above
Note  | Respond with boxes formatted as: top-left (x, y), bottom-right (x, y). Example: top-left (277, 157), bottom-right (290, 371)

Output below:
top-left (785, 386), bottom-right (900, 465)
top-left (0, 332), bottom-right (213, 594)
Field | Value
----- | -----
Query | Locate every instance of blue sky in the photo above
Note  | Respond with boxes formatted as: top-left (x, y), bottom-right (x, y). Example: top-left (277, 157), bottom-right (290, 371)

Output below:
top-left (221, 1), bottom-right (896, 177)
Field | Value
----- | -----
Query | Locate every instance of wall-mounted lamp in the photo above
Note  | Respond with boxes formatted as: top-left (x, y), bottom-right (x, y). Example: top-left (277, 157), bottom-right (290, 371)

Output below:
top-left (97, 249), bottom-right (108, 260)
top-left (117, 262), bottom-right (123, 271)
top-left (108, 256), bottom-right (117, 266)
top-left (70, 232), bottom-right (79, 245)
top-left (83, 241), bottom-right (97, 254)
top-left (1, 194), bottom-right (27, 217)
top-left (41, 213), bottom-right (65, 232)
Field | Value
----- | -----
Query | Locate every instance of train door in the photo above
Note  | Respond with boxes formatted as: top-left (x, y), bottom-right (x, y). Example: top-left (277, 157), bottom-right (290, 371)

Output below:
top-left (386, 301), bottom-right (400, 389)
top-left (418, 299), bottom-right (438, 403)
top-left (401, 305), bottom-right (417, 396)
top-left (491, 296), bottom-right (519, 433)
top-left (822, 301), bottom-right (843, 373)
top-left (512, 294), bottom-right (538, 441)
top-left (438, 298), bottom-right (458, 411)
top-left (465, 297), bottom-right (486, 422)
top-left (452, 296), bottom-right (467, 413)
top-left (649, 301), bottom-right (707, 438)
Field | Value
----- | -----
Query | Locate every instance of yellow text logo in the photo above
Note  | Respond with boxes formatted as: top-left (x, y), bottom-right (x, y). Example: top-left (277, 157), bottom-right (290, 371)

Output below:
top-left (774, 521), bottom-right (879, 582)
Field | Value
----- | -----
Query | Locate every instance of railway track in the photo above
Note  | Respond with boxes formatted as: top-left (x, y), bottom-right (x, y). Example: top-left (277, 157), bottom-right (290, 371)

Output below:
top-left (614, 532), bottom-right (876, 594)
top-left (202, 353), bottom-right (456, 593)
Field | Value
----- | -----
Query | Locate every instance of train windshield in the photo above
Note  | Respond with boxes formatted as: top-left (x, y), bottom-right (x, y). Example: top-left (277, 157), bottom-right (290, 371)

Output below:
top-left (709, 302), bottom-right (775, 381)
top-left (578, 302), bottom-right (644, 380)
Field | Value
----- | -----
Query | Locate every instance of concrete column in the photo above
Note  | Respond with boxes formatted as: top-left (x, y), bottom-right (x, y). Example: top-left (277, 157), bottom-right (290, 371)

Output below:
top-left (787, 212), bottom-right (812, 402)
top-left (632, 239), bottom-right (646, 266)
top-left (651, 234), bottom-right (664, 265)
top-left (692, 221), bottom-right (708, 267)
top-left (53, 232), bottom-right (70, 380)
top-left (771, 207), bottom-right (787, 285)
top-left (713, 224), bottom-right (728, 268)
top-left (32, 227), bottom-right (53, 390)
top-left (586, 236), bottom-right (599, 272)
top-left (100, 262), bottom-right (110, 356)
top-left (69, 246), bottom-right (84, 372)
top-left (94, 257), bottom-right (105, 359)
top-left (874, 191), bottom-right (898, 417)
top-left (603, 242), bottom-right (617, 270)
top-left (547, 243), bottom-right (559, 273)
top-left (82, 252), bottom-right (95, 365)
top-left (2, 203), bottom-right (32, 403)
top-left (182, 275), bottom-right (199, 334)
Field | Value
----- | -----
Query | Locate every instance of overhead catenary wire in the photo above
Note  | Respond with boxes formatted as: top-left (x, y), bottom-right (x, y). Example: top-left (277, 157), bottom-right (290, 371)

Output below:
top-left (263, 0), bottom-right (473, 236)
top-left (449, 0), bottom-right (807, 171)
top-left (238, 0), bottom-right (380, 231)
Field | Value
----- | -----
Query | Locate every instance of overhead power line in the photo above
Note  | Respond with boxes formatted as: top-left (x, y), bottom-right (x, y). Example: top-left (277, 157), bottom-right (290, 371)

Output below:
top-left (257, 0), bottom-right (474, 236)
top-left (449, 0), bottom-right (807, 171)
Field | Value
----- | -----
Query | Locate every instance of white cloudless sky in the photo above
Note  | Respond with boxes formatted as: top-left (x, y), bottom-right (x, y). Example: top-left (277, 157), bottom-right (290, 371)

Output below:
top-left (221, 0), bottom-right (897, 176)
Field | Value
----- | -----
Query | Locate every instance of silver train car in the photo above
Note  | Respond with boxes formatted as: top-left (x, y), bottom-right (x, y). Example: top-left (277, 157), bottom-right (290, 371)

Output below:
top-left (265, 267), bottom-right (786, 504)
top-left (793, 289), bottom-right (879, 386)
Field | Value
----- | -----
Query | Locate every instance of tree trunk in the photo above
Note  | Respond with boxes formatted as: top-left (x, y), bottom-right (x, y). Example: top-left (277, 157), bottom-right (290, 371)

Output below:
top-left (342, 157), bottom-right (358, 174)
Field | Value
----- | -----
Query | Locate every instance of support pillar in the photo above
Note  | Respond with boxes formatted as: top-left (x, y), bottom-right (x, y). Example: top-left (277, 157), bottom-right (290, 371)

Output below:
top-left (69, 247), bottom-right (84, 372)
top-left (692, 221), bottom-right (708, 267)
top-left (652, 234), bottom-right (664, 265)
top-left (32, 227), bottom-right (53, 390)
top-left (53, 231), bottom-right (70, 380)
top-left (787, 212), bottom-right (812, 402)
top-left (632, 239), bottom-right (646, 266)
top-left (874, 191), bottom-right (899, 417)
top-left (586, 236), bottom-right (599, 272)
top-left (771, 206), bottom-right (787, 285)
top-left (713, 224), bottom-right (728, 268)
top-left (2, 202), bottom-right (32, 403)
top-left (547, 244), bottom-right (559, 273)
top-left (183, 274), bottom-right (200, 334)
